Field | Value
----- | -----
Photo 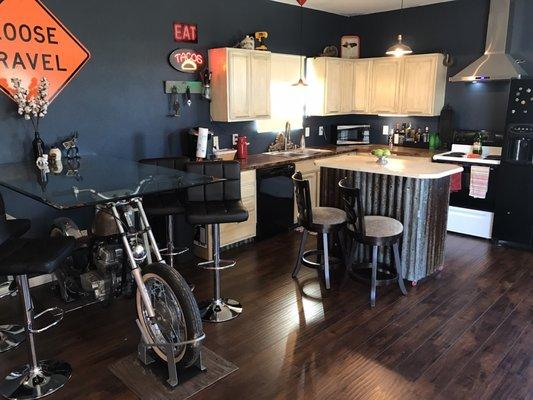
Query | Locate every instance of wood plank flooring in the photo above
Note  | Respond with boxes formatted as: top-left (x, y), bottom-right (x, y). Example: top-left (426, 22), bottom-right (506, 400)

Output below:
top-left (0, 232), bottom-right (531, 399)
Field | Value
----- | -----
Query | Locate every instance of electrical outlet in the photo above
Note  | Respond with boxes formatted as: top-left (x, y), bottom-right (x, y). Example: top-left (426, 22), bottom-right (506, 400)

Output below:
top-left (382, 125), bottom-right (389, 136)
top-left (232, 134), bottom-right (239, 146)
top-left (213, 136), bottom-right (220, 149)
top-left (318, 126), bottom-right (324, 136)
top-left (305, 127), bottom-right (310, 137)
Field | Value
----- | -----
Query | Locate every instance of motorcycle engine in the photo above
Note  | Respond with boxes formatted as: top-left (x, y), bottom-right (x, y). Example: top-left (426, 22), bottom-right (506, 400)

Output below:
top-left (80, 242), bottom-right (124, 302)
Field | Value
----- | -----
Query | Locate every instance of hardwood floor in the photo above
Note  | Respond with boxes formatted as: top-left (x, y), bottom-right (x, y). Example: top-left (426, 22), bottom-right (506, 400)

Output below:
top-left (0, 232), bottom-right (531, 399)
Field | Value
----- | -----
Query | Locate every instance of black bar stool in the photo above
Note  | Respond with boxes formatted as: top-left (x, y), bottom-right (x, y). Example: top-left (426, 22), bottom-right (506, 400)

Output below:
top-left (339, 178), bottom-right (407, 307)
top-left (292, 172), bottom-right (347, 289)
top-left (139, 157), bottom-right (190, 267)
top-left (0, 218), bottom-right (76, 400)
top-left (0, 197), bottom-right (31, 354)
top-left (185, 161), bottom-right (248, 323)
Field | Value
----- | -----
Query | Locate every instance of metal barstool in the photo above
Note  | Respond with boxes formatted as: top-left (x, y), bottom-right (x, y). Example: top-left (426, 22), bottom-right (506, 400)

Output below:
top-left (0, 217), bottom-right (76, 400)
top-left (139, 157), bottom-right (190, 267)
top-left (292, 172), bottom-right (347, 289)
top-left (0, 197), bottom-right (31, 354)
top-left (185, 161), bottom-right (248, 323)
top-left (339, 178), bottom-right (407, 307)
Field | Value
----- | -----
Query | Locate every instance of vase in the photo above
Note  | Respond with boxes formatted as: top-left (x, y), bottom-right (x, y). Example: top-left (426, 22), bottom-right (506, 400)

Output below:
top-left (32, 131), bottom-right (45, 161)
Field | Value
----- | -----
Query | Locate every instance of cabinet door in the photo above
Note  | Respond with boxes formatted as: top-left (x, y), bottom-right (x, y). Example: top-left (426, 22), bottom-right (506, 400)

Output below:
top-left (353, 59), bottom-right (371, 113)
top-left (369, 58), bottom-right (402, 114)
top-left (340, 60), bottom-right (354, 114)
top-left (250, 52), bottom-right (271, 118)
top-left (228, 50), bottom-right (251, 120)
top-left (325, 59), bottom-right (341, 115)
top-left (400, 55), bottom-right (437, 115)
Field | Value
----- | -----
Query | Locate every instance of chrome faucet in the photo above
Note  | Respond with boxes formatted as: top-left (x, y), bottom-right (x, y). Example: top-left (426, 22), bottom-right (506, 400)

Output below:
top-left (284, 121), bottom-right (291, 151)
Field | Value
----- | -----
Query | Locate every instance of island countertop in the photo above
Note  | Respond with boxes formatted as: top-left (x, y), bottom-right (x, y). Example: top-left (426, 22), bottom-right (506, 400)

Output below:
top-left (315, 153), bottom-right (463, 179)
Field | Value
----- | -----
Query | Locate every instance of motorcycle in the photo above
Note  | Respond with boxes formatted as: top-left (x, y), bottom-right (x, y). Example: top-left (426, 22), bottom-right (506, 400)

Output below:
top-left (50, 180), bottom-right (203, 366)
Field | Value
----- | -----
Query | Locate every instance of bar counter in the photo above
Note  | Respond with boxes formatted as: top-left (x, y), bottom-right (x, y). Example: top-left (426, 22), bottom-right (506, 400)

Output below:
top-left (317, 153), bottom-right (462, 283)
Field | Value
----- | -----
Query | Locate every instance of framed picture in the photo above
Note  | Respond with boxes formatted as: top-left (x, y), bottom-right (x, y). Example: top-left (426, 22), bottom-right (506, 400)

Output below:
top-left (341, 35), bottom-right (360, 59)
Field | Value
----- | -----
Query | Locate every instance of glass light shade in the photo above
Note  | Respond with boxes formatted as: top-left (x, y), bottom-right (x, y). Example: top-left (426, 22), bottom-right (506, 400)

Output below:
top-left (386, 34), bottom-right (413, 57)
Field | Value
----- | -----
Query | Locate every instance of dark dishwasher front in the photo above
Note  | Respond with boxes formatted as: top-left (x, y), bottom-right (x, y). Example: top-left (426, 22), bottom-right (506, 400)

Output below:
top-left (256, 163), bottom-right (296, 240)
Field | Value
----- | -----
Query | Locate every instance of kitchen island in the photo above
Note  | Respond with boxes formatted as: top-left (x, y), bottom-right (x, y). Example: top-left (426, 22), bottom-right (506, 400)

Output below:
top-left (316, 153), bottom-right (463, 283)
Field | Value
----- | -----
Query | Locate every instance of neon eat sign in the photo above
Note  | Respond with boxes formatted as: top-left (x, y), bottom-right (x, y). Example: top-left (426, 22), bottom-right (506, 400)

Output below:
top-left (173, 22), bottom-right (198, 43)
top-left (169, 49), bottom-right (204, 73)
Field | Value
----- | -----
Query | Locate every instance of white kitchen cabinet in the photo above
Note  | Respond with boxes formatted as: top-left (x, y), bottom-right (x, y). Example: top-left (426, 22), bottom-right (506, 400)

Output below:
top-left (368, 57), bottom-right (403, 114)
top-left (352, 59), bottom-right (372, 114)
top-left (399, 54), bottom-right (447, 116)
top-left (209, 48), bottom-right (271, 122)
top-left (307, 53), bottom-right (447, 117)
top-left (340, 59), bottom-right (355, 114)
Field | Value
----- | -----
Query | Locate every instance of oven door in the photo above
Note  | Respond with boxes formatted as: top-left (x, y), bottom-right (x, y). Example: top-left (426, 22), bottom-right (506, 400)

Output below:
top-left (446, 162), bottom-right (499, 212)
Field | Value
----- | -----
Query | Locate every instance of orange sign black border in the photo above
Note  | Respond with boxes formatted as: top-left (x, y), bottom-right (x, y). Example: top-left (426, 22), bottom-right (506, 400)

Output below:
top-left (0, 0), bottom-right (91, 103)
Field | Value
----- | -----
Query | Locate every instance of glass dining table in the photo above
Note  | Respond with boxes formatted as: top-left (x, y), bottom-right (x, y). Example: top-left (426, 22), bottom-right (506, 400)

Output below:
top-left (0, 154), bottom-right (215, 210)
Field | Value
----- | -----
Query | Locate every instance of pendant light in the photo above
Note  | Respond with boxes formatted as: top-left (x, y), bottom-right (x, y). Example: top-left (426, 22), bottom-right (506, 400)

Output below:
top-left (293, 0), bottom-right (308, 86)
top-left (385, 0), bottom-right (413, 57)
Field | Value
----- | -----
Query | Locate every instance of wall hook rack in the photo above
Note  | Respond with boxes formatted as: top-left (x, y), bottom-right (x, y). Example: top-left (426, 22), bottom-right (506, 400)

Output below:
top-left (164, 80), bottom-right (202, 94)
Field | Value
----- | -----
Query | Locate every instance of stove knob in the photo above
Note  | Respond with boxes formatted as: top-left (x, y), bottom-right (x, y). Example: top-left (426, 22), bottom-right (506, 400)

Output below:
top-left (519, 87), bottom-right (523, 91)
top-left (521, 100), bottom-right (526, 105)
top-left (527, 88), bottom-right (532, 93)
top-left (512, 109), bottom-right (516, 113)
top-left (524, 110), bottom-right (528, 114)
top-left (515, 98), bottom-right (520, 102)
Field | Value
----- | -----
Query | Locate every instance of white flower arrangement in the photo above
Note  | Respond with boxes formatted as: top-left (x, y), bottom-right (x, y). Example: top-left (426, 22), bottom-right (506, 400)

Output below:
top-left (11, 77), bottom-right (50, 132)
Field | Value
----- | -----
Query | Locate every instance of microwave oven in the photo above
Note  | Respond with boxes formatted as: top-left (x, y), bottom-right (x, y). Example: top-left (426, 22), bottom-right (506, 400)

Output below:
top-left (333, 125), bottom-right (370, 145)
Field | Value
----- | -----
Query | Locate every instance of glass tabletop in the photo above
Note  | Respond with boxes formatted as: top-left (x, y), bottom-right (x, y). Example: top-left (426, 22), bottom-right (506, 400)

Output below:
top-left (0, 155), bottom-right (216, 210)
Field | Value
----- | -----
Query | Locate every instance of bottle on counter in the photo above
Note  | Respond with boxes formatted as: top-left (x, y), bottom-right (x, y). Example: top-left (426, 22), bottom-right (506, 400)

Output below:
top-left (423, 127), bottom-right (430, 143)
top-left (472, 132), bottom-right (483, 155)
top-left (389, 128), bottom-right (395, 149)
top-left (32, 132), bottom-right (45, 161)
top-left (393, 124), bottom-right (400, 145)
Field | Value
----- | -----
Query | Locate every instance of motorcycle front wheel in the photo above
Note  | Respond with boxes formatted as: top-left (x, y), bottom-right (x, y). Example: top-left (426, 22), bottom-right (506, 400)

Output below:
top-left (135, 262), bottom-right (203, 367)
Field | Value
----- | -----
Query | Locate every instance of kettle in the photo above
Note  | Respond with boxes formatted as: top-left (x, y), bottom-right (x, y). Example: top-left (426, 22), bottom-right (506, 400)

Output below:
top-left (236, 136), bottom-right (249, 159)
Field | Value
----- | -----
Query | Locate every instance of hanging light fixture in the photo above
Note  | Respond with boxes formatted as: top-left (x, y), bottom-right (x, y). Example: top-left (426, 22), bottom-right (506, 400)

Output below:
top-left (293, 0), bottom-right (308, 86)
top-left (385, 0), bottom-right (413, 57)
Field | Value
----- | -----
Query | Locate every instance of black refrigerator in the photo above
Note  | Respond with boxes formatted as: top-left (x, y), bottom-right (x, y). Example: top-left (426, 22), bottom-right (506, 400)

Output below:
top-left (493, 79), bottom-right (533, 248)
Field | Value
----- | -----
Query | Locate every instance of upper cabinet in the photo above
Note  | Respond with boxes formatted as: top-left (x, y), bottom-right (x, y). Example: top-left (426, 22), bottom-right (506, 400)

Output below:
top-left (306, 53), bottom-right (447, 117)
top-left (209, 48), bottom-right (271, 122)
top-left (399, 54), bottom-right (447, 116)
top-left (352, 59), bottom-right (372, 114)
top-left (368, 57), bottom-right (403, 114)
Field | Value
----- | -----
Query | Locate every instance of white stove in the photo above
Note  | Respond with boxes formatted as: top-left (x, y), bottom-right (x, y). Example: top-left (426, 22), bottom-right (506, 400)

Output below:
top-left (433, 144), bottom-right (502, 165)
top-left (433, 144), bottom-right (502, 240)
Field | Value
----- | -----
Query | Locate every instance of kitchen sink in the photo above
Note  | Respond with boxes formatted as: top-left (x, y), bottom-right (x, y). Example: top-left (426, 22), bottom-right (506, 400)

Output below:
top-left (265, 148), bottom-right (333, 157)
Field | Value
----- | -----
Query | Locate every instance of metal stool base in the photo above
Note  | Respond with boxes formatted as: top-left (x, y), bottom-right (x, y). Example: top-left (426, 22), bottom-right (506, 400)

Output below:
top-left (0, 360), bottom-right (71, 400)
top-left (199, 299), bottom-right (242, 323)
top-left (0, 325), bottom-right (25, 353)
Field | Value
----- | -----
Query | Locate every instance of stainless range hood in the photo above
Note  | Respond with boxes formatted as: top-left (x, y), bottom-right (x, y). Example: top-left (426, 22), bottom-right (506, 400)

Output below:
top-left (450, 0), bottom-right (526, 82)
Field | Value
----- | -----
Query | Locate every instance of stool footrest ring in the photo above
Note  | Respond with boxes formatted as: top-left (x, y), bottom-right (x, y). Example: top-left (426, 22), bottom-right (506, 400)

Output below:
top-left (349, 262), bottom-right (399, 286)
top-left (160, 247), bottom-right (189, 257)
top-left (30, 307), bottom-right (64, 334)
top-left (0, 282), bottom-right (17, 300)
top-left (198, 259), bottom-right (236, 271)
top-left (301, 249), bottom-right (341, 269)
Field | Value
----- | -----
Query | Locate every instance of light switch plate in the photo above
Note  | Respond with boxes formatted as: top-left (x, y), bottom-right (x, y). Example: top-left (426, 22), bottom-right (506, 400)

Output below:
top-left (213, 135), bottom-right (220, 149)
top-left (232, 134), bottom-right (239, 146)
top-left (382, 125), bottom-right (389, 135)
top-left (318, 126), bottom-right (324, 136)
top-left (305, 127), bottom-right (310, 137)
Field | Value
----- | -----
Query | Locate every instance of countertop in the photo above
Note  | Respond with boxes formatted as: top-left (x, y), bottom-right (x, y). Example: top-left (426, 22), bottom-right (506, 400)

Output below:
top-left (238, 145), bottom-right (435, 171)
top-left (315, 153), bottom-right (463, 179)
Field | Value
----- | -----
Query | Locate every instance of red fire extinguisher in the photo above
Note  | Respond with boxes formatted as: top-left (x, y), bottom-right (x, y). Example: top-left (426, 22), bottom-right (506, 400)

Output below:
top-left (236, 136), bottom-right (249, 159)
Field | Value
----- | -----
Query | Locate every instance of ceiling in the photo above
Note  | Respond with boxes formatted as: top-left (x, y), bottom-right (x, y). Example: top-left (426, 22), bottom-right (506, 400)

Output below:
top-left (270, 0), bottom-right (457, 16)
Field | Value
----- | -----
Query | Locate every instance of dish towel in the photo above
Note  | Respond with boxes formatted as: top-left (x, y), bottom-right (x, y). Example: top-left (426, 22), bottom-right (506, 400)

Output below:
top-left (469, 166), bottom-right (490, 199)
top-left (450, 172), bottom-right (462, 192)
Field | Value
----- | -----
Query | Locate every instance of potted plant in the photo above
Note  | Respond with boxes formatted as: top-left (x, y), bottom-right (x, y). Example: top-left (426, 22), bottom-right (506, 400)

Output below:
top-left (11, 77), bottom-right (50, 161)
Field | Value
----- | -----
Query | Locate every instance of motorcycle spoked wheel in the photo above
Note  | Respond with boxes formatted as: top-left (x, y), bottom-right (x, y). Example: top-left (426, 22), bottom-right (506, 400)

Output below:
top-left (135, 262), bottom-right (203, 367)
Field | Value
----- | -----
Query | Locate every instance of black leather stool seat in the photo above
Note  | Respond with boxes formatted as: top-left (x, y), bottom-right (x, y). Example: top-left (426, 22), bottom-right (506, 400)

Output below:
top-left (4, 219), bottom-right (31, 239)
top-left (0, 237), bottom-right (76, 276)
top-left (187, 200), bottom-right (248, 225)
top-left (143, 193), bottom-right (185, 216)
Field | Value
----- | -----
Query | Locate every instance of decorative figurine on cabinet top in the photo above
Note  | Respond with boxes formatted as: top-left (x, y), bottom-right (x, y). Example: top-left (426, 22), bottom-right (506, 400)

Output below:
top-left (254, 32), bottom-right (269, 51)
top-left (341, 35), bottom-right (360, 59)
